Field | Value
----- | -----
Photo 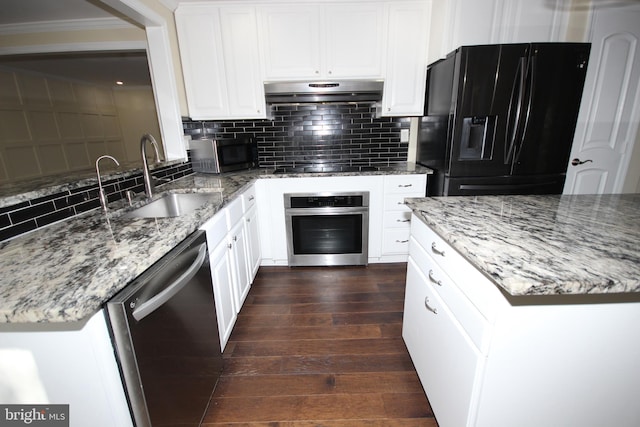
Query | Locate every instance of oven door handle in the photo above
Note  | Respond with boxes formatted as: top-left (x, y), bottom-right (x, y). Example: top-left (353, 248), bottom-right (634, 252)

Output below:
top-left (285, 207), bottom-right (368, 215)
top-left (132, 243), bottom-right (207, 321)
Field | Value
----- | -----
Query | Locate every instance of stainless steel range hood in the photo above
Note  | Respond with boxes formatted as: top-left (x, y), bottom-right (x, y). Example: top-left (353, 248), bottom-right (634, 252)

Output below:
top-left (264, 80), bottom-right (384, 104)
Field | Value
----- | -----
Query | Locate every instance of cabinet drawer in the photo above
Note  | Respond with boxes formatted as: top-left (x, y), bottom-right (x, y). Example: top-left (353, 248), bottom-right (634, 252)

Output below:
top-left (410, 214), bottom-right (507, 323)
top-left (383, 193), bottom-right (415, 211)
top-left (402, 258), bottom-right (481, 427)
top-left (409, 236), bottom-right (490, 352)
top-left (225, 197), bottom-right (244, 228)
top-left (200, 210), bottom-right (228, 248)
top-left (383, 210), bottom-right (412, 228)
top-left (242, 185), bottom-right (257, 211)
top-left (382, 228), bottom-right (411, 254)
top-left (384, 174), bottom-right (426, 194)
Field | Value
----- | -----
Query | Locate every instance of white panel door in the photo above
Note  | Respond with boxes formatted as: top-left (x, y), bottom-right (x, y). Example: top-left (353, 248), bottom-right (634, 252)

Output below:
top-left (564, 5), bottom-right (640, 194)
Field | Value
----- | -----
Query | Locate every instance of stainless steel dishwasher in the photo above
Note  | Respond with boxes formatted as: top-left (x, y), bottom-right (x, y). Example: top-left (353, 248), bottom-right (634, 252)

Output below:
top-left (106, 231), bottom-right (222, 427)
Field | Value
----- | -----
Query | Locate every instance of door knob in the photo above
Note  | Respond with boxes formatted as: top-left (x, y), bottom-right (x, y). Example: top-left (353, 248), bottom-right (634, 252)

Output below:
top-left (571, 158), bottom-right (593, 166)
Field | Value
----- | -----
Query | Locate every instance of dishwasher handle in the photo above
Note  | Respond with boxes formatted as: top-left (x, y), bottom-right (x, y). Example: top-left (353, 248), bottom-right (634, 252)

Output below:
top-left (132, 243), bottom-right (207, 321)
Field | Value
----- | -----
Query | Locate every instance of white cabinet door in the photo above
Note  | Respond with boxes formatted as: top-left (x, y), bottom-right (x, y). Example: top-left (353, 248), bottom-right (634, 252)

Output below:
top-left (219, 7), bottom-right (266, 118)
top-left (383, 1), bottom-right (431, 116)
top-left (431, 0), bottom-right (571, 61)
top-left (201, 211), bottom-right (236, 351)
top-left (324, 4), bottom-right (385, 78)
top-left (175, 7), bottom-right (228, 119)
top-left (259, 5), bottom-right (322, 79)
top-left (176, 5), bottom-right (265, 119)
top-left (245, 204), bottom-right (261, 281)
top-left (497, 0), bottom-right (569, 43)
top-left (209, 241), bottom-right (237, 351)
top-left (403, 258), bottom-right (482, 427)
top-left (229, 218), bottom-right (251, 312)
top-left (259, 3), bottom-right (384, 80)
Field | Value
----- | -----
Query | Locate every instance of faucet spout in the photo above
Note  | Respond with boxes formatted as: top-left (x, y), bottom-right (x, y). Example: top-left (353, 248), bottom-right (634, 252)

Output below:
top-left (140, 134), bottom-right (163, 199)
top-left (95, 155), bottom-right (120, 212)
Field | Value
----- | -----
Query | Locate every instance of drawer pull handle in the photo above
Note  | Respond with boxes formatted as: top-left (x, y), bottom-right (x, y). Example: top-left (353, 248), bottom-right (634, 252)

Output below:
top-left (249, 195), bottom-right (255, 201)
top-left (428, 269), bottom-right (442, 286)
top-left (424, 297), bottom-right (438, 314)
top-left (396, 239), bottom-right (409, 243)
top-left (396, 219), bottom-right (411, 223)
top-left (431, 242), bottom-right (445, 256)
top-left (398, 184), bottom-right (413, 188)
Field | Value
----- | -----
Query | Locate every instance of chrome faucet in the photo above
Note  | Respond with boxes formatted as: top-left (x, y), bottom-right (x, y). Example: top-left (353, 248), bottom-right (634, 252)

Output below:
top-left (140, 134), bottom-right (163, 199)
top-left (95, 155), bottom-right (120, 212)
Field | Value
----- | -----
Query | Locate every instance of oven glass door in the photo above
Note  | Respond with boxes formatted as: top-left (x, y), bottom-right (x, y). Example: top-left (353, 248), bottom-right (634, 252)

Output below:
top-left (285, 207), bottom-right (369, 266)
top-left (291, 214), bottom-right (363, 255)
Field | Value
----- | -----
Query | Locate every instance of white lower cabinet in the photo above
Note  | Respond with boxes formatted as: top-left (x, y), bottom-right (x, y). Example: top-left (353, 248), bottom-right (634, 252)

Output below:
top-left (201, 210), bottom-right (237, 351)
top-left (405, 214), bottom-right (640, 427)
top-left (403, 257), bottom-right (483, 427)
top-left (201, 186), bottom-right (262, 350)
top-left (381, 174), bottom-right (427, 260)
top-left (228, 216), bottom-right (250, 311)
top-left (208, 236), bottom-right (236, 351)
top-left (0, 312), bottom-right (133, 427)
top-left (245, 204), bottom-right (261, 278)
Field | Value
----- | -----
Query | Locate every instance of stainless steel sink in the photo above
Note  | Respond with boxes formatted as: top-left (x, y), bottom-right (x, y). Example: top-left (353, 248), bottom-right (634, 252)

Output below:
top-left (123, 192), bottom-right (221, 218)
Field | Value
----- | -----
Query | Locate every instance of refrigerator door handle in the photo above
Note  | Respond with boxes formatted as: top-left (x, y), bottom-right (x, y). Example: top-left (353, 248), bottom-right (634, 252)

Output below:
top-left (513, 55), bottom-right (536, 166)
top-left (505, 57), bottom-right (527, 164)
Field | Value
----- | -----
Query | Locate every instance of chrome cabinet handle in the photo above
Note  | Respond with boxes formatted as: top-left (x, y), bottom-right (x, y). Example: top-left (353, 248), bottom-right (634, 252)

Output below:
top-left (396, 219), bottom-right (411, 223)
top-left (248, 195), bottom-right (255, 201)
top-left (233, 236), bottom-right (238, 242)
top-left (246, 218), bottom-right (251, 222)
top-left (428, 269), bottom-right (442, 286)
top-left (431, 242), bottom-right (445, 256)
top-left (227, 243), bottom-right (232, 250)
top-left (398, 184), bottom-right (413, 188)
top-left (424, 296), bottom-right (438, 314)
top-left (395, 239), bottom-right (409, 243)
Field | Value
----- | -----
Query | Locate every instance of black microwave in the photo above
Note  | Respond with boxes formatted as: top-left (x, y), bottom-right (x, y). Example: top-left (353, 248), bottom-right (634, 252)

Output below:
top-left (190, 136), bottom-right (258, 174)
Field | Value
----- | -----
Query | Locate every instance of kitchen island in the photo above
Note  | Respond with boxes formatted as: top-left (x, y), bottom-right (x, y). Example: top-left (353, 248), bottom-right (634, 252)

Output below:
top-left (402, 194), bottom-right (640, 427)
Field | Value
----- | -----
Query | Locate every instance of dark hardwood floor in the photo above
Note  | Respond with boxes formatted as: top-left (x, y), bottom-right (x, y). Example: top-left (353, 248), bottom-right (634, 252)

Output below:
top-left (201, 263), bottom-right (438, 426)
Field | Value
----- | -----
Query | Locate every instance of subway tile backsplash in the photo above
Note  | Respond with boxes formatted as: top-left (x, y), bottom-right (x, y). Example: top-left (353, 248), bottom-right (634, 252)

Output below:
top-left (0, 162), bottom-right (193, 242)
top-left (183, 103), bottom-right (411, 169)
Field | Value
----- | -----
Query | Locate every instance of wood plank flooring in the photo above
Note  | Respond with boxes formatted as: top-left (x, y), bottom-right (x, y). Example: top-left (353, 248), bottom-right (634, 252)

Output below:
top-left (201, 263), bottom-right (438, 426)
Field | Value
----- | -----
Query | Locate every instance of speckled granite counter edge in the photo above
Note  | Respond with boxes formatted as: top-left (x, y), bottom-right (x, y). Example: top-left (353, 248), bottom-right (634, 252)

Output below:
top-left (0, 164), bottom-right (432, 325)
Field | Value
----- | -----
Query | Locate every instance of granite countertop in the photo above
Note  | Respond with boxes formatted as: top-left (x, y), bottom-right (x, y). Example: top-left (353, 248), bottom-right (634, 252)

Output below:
top-left (0, 163), bottom-right (430, 324)
top-left (405, 194), bottom-right (640, 297)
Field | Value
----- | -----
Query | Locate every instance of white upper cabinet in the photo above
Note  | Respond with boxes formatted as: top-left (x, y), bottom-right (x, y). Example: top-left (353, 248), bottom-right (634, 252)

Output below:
top-left (175, 5), bottom-right (266, 120)
top-left (382, 1), bottom-right (431, 116)
top-left (258, 3), bottom-right (385, 80)
top-left (258, 5), bottom-right (322, 79)
top-left (431, 0), bottom-right (572, 61)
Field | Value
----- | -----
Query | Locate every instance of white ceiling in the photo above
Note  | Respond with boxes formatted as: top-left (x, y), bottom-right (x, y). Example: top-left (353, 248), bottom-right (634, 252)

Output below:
top-left (0, 0), bottom-right (151, 87)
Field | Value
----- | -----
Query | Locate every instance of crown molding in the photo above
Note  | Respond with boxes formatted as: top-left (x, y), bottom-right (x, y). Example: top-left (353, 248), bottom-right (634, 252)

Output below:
top-left (0, 17), bottom-right (137, 35)
top-left (0, 41), bottom-right (147, 56)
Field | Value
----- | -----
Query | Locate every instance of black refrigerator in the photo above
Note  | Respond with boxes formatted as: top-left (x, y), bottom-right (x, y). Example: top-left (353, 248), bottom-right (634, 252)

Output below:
top-left (417, 43), bottom-right (591, 196)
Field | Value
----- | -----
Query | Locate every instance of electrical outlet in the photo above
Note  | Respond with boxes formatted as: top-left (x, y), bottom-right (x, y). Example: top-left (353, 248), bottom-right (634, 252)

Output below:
top-left (400, 129), bottom-right (409, 142)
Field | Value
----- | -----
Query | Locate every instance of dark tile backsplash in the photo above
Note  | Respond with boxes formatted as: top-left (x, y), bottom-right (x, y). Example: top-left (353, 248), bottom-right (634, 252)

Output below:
top-left (183, 103), bottom-right (411, 169)
top-left (0, 162), bottom-right (193, 242)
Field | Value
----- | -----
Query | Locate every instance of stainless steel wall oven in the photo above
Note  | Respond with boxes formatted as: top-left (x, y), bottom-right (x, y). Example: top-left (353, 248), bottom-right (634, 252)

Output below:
top-left (284, 192), bottom-right (369, 266)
